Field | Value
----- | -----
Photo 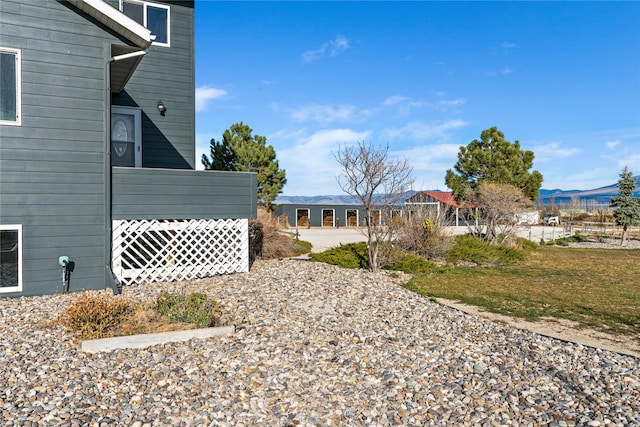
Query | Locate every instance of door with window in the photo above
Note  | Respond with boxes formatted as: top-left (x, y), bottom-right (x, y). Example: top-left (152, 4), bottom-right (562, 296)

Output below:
top-left (111, 106), bottom-right (141, 167)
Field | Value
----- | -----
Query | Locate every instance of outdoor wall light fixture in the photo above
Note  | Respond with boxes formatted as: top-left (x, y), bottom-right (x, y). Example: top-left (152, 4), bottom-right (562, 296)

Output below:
top-left (157, 100), bottom-right (167, 116)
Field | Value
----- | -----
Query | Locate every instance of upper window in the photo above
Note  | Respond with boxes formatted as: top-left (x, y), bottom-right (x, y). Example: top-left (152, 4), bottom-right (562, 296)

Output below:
top-left (0, 225), bottom-right (22, 294)
top-left (121, 0), bottom-right (170, 47)
top-left (0, 47), bottom-right (21, 126)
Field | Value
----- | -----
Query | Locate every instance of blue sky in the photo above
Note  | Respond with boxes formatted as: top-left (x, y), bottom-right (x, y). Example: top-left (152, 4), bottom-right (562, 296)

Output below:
top-left (194, 1), bottom-right (640, 196)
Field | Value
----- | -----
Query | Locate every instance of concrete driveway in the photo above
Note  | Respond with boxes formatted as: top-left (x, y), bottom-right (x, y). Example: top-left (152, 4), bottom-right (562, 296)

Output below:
top-left (293, 225), bottom-right (566, 253)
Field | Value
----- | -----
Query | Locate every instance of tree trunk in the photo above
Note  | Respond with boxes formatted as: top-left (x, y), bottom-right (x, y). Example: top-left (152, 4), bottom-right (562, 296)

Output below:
top-left (368, 240), bottom-right (379, 273)
top-left (621, 225), bottom-right (628, 246)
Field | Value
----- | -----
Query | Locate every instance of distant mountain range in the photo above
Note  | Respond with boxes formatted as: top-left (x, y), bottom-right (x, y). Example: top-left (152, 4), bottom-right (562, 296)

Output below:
top-left (537, 176), bottom-right (640, 205)
top-left (276, 177), bottom-right (640, 206)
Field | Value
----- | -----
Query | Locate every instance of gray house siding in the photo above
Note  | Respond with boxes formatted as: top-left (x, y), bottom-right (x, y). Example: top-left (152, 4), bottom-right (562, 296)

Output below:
top-left (1, 0), bottom-right (254, 297)
top-left (0, 0), bottom-right (116, 296)
top-left (112, 168), bottom-right (257, 220)
top-left (109, 0), bottom-right (195, 169)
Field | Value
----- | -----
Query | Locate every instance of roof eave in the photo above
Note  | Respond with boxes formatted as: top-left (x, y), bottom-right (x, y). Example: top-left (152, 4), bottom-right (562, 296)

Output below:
top-left (67, 0), bottom-right (153, 49)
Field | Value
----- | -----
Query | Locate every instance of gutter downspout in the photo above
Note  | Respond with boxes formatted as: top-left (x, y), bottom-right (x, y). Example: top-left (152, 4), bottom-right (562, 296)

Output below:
top-left (104, 49), bottom-right (147, 294)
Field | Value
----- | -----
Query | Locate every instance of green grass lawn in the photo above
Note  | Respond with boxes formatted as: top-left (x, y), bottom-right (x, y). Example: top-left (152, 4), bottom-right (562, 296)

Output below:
top-left (403, 246), bottom-right (640, 336)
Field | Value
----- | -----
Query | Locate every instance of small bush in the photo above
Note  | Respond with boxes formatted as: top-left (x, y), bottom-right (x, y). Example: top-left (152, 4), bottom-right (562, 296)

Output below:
top-left (513, 237), bottom-right (539, 251)
top-left (310, 242), bottom-right (438, 274)
top-left (250, 208), bottom-right (312, 259)
top-left (154, 291), bottom-right (220, 329)
top-left (57, 290), bottom-right (222, 340)
top-left (58, 293), bottom-right (135, 340)
top-left (385, 254), bottom-right (437, 274)
top-left (309, 242), bottom-right (369, 269)
top-left (446, 234), bottom-right (529, 266)
top-left (552, 233), bottom-right (589, 246)
top-left (391, 207), bottom-right (452, 259)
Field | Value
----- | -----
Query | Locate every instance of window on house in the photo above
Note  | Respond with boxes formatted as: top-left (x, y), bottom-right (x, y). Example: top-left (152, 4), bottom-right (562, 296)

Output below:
top-left (121, 0), bottom-right (170, 47)
top-left (0, 225), bottom-right (22, 293)
top-left (0, 47), bottom-right (21, 126)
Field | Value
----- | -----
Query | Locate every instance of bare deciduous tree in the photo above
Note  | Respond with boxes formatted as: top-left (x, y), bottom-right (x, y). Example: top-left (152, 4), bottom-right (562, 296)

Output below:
top-left (470, 182), bottom-right (531, 245)
top-left (335, 141), bottom-right (414, 272)
top-left (566, 195), bottom-right (582, 221)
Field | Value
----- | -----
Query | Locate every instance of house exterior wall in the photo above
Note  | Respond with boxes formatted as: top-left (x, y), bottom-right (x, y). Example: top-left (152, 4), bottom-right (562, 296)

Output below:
top-left (108, 0), bottom-right (195, 169)
top-left (112, 168), bottom-right (257, 220)
top-left (0, 0), bottom-right (117, 296)
top-left (1, 0), bottom-right (253, 297)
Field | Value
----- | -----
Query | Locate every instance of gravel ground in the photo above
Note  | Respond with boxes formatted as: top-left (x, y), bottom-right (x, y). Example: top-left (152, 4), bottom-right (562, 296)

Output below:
top-left (1, 259), bottom-right (639, 426)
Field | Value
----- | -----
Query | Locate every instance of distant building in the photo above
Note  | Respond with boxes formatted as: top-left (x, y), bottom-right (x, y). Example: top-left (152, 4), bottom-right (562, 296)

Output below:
top-left (274, 204), bottom-right (367, 228)
top-left (404, 191), bottom-right (477, 227)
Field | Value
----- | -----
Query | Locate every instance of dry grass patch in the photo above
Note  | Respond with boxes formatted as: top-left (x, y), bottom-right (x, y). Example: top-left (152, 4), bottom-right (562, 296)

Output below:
top-left (53, 291), bottom-right (221, 340)
top-left (405, 246), bottom-right (640, 336)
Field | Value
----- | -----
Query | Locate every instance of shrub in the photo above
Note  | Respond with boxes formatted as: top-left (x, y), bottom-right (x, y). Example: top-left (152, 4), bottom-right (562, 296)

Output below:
top-left (154, 291), bottom-right (220, 329)
top-left (56, 290), bottom-right (223, 340)
top-left (310, 242), bottom-right (437, 274)
top-left (552, 233), bottom-right (589, 246)
top-left (385, 254), bottom-right (437, 274)
top-left (308, 242), bottom-right (369, 269)
top-left (250, 207), bottom-right (311, 259)
top-left (58, 293), bottom-right (135, 340)
top-left (513, 237), bottom-right (539, 251)
top-left (391, 207), bottom-right (452, 259)
top-left (445, 234), bottom-right (529, 266)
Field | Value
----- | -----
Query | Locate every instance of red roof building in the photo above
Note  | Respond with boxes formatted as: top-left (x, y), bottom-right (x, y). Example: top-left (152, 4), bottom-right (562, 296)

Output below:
top-left (405, 191), bottom-right (478, 226)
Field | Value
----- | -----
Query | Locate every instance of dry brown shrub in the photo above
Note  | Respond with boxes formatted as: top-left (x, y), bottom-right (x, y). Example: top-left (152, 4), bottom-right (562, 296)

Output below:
top-left (57, 292), bottom-right (136, 340)
top-left (250, 207), bottom-right (307, 259)
top-left (56, 290), bottom-right (219, 340)
top-left (392, 206), bottom-right (452, 259)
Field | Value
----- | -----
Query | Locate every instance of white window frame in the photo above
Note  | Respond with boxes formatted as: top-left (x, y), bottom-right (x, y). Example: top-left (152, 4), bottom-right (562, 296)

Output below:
top-left (120, 0), bottom-right (170, 47)
top-left (0, 47), bottom-right (21, 126)
top-left (0, 224), bottom-right (23, 294)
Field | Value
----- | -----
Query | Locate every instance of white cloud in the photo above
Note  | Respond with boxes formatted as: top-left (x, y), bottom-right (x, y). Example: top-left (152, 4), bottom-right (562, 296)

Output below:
top-left (278, 128), bottom-right (371, 195)
top-left (484, 67), bottom-right (515, 77)
top-left (383, 94), bottom-right (465, 115)
top-left (380, 119), bottom-right (468, 143)
top-left (606, 140), bottom-right (620, 149)
top-left (195, 86), bottom-right (227, 112)
top-left (438, 98), bottom-right (466, 108)
top-left (383, 95), bottom-right (410, 106)
top-left (501, 42), bottom-right (517, 49)
top-left (302, 36), bottom-right (350, 64)
top-left (195, 132), bottom-right (212, 170)
top-left (392, 144), bottom-right (462, 190)
top-left (532, 141), bottom-right (580, 162)
top-left (289, 103), bottom-right (369, 124)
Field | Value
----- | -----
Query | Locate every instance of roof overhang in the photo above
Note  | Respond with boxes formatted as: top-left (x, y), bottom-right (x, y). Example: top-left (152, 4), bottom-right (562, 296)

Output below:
top-left (66, 0), bottom-right (154, 93)
top-left (67, 0), bottom-right (153, 49)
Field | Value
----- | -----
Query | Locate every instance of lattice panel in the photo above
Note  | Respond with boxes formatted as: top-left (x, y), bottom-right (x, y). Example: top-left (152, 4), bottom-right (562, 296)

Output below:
top-left (112, 219), bottom-right (248, 286)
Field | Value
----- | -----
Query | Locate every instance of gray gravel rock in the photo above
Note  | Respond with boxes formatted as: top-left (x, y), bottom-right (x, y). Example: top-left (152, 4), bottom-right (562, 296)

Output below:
top-left (1, 259), bottom-right (639, 426)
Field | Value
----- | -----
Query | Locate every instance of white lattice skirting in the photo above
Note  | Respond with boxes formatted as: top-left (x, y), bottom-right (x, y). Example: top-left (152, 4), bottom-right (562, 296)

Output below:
top-left (112, 219), bottom-right (249, 286)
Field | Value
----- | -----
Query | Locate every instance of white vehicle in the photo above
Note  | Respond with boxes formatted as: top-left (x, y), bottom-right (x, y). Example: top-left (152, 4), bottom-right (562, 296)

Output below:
top-left (543, 216), bottom-right (560, 226)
